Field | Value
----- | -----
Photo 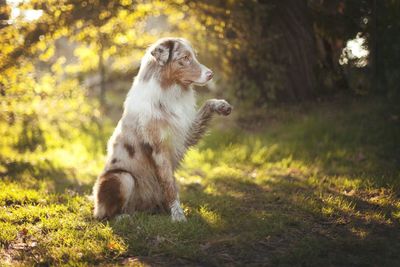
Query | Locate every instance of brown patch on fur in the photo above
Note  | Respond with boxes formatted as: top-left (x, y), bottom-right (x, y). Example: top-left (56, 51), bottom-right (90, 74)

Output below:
top-left (140, 142), bottom-right (171, 207)
top-left (144, 119), bottom-right (166, 152)
top-left (164, 40), bottom-right (175, 63)
top-left (141, 142), bottom-right (153, 156)
top-left (159, 178), bottom-right (177, 206)
top-left (111, 158), bottom-right (118, 164)
top-left (124, 143), bottom-right (135, 158)
top-left (97, 173), bottom-right (124, 219)
top-left (140, 142), bottom-right (159, 176)
top-left (139, 141), bottom-right (176, 207)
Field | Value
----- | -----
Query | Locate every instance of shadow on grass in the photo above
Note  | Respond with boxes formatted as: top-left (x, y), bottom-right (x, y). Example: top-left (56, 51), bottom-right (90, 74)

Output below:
top-left (0, 156), bottom-right (92, 193)
top-left (107, 167), bottom-right (400, 266)
top-left (108, 172), bottom-right (400, 266)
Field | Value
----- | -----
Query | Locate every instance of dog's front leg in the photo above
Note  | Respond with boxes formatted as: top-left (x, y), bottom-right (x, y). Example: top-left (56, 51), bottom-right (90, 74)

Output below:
top-left (185, 99), bottom-right (232, 148)
top-left (151, 148), bottom-right (186, 222)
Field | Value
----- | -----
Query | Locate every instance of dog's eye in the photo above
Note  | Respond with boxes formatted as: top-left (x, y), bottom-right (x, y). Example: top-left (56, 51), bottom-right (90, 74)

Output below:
top-left (182, 55), bottom-right (191, 63)
top-left (178, 56), bottom-right (190, 66)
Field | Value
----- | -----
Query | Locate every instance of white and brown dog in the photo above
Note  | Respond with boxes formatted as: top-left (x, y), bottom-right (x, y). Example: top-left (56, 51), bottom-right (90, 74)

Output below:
top-left (93, 37), bottom-right (232, 222)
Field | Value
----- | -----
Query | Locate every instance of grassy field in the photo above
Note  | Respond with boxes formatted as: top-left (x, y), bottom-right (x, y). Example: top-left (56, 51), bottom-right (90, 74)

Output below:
top-left (1, 96), bottom-right (399, 266)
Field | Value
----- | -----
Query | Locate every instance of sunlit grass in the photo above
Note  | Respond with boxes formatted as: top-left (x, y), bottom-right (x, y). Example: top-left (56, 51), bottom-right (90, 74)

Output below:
top-left (0, 182), bottom-right (126, 265)
top-left (1, 97), bottom-right (400, 265)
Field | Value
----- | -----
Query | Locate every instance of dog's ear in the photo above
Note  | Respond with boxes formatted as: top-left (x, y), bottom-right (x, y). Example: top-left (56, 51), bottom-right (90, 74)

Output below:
top-left (151, 40), bottom-right (175, 66)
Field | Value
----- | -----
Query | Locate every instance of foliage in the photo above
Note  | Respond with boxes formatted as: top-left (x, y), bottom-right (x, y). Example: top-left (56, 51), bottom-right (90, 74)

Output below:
top-left (1, 0), bottom-right (398, 115)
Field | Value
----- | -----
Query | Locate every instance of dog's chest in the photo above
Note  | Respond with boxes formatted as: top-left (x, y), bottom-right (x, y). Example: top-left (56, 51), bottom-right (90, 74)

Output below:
top-left (156, 97), bottom-right (195, 146)
top-left (125, 82), bottom-right (196, 147)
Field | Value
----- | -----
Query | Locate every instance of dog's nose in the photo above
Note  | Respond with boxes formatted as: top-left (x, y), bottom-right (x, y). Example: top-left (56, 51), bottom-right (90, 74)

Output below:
top-left (206, 71), bottom-right (214, 80)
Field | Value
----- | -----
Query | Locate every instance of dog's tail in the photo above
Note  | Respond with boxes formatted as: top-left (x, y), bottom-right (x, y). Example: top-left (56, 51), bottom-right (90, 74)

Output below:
top-left (93, 169), bottom-right (134, 219)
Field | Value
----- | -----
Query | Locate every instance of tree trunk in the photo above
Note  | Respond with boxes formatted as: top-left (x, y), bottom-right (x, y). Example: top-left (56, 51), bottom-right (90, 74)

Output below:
top-left (99, 38), bottom-right (106, 108)
top-left (0, 0), bottom-right (9, 29)
top-left (271, 0), bottom-right (317, 101)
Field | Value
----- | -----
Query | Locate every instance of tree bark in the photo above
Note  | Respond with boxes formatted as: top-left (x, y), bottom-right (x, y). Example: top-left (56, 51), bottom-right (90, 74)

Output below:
top-left (271, 0), bottom-right (317, 101)
top-left (99, 37), bottom-right (106, 108)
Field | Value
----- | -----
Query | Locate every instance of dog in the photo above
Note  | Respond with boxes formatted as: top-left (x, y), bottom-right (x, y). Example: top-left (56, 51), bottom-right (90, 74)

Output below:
top-left (93, 37), bottom-right (232, 222)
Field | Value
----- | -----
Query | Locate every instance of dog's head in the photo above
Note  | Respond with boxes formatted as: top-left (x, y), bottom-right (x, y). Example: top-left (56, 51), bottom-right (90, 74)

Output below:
top-left (144, 37), bottom-right (213, 88)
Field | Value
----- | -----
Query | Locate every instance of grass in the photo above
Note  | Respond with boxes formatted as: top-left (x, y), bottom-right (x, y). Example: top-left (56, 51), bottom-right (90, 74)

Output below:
top-left (1, 96), bottom-right (400, 266)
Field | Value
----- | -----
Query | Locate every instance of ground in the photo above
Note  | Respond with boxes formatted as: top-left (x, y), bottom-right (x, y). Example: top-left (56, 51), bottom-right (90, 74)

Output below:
top-left (1, 96), bottom-right (399, 266)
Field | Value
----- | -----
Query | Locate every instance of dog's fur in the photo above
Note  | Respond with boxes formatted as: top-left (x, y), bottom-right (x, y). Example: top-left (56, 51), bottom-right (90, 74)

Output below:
top-left (93, 37), bottom-right (232, 221)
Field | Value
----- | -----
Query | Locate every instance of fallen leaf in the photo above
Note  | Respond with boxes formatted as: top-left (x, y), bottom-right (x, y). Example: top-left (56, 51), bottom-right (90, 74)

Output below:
top-left (18, 228), bottom-right (28, 237)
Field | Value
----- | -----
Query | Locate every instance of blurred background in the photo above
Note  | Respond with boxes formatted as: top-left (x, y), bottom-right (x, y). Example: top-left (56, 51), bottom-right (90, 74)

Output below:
top-left (0, 0), bottom-right (399, 189)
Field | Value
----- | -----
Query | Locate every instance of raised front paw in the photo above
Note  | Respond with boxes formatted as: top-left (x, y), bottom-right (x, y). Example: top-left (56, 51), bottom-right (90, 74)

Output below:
top-left (208, 99), bottom-right (233, 116)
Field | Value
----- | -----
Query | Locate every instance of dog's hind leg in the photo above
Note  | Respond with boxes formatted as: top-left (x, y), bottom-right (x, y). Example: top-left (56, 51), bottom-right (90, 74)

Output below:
top-left (93, 170), bottom-right (135, 219)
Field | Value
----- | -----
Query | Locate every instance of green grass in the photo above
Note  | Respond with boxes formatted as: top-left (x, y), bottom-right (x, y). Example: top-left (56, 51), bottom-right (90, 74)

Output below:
top-left (1, 96), bottom-right (400, 266)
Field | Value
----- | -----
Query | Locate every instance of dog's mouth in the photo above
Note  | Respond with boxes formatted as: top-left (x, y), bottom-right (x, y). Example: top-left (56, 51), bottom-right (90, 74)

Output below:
top-left (182, 80), bottom-right (194, 85)
top-left (186, 79), bottom-right (211, 87)
top-left (182, 74), bottom-right (212, 87)
top-left (182, 80), bottom-right (208, 86)
top-left (192, 81), bottom-right (209, 86)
